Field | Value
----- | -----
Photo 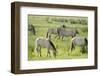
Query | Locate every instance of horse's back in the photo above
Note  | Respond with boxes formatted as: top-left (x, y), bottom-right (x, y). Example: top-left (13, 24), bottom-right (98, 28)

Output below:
top-left (36, 37), bottom-right (50, 47)
top-left (59, 28), bottom-right (74, 36)
top-left (48, 28), bottom-right (57, 34)
top-left (72, 37), bottom-right (86, 45)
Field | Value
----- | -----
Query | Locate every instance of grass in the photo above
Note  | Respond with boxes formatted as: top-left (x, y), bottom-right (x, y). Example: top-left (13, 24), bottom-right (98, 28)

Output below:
top-left (28, 15), bottom-right (88, 61)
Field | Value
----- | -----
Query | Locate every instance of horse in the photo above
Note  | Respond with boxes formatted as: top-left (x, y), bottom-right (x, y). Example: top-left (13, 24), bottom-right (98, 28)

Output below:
top-left (46, 25), bottom-right (66, 39)
top-left (35, 37), bottom-right (57, 57)
top-left (57, 28), bottom-right (79, 39)
top-left (28, 24), bottom-right (36, 35)
top-left (70, 37), bottom-right (88, 52)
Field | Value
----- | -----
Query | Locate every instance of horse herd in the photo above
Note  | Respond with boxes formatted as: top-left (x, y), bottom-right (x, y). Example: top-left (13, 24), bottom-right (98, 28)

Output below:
top-left (28, 24), bottom-right (88, 58)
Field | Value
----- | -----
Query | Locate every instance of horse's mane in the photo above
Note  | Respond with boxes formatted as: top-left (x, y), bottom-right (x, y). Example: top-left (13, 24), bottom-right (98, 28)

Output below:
top-left (48, 40), bottom-right (56, 51)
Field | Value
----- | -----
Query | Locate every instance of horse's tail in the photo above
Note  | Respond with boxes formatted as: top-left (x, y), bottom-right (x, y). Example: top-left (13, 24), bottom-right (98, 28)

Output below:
top-left (84, 38), bottom-right (88, 52)
top-left (48, 40), bottom-right (57, 57)
top-left (70, 39), bottom-right (74, 52)
top-left (85, 38), bottom-right (88, 45)
top-left (49, 40), bottom-right (56, 51)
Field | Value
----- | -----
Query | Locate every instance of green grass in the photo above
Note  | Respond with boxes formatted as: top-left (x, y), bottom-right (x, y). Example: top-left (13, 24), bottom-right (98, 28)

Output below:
top-left (28, 15), bottom-right (88, 61)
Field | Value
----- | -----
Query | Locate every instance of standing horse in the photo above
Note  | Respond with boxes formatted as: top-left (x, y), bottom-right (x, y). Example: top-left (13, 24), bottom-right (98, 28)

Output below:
top-left (70, 37), bottom-right (88, 52)
top-left (46, 25), bottom-right (66, 38)
top-left (57, 28), bottom-right (79, 39)
top-left (35, 37), bottom-right (57, 57)
top-left (28, 24), bottom-right (36, 35)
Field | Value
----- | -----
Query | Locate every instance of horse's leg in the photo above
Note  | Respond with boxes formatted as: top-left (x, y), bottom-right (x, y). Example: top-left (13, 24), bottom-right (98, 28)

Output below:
top-left (36, 45), bottom-right (41, 57)
top-left (57, 35), bottom-right (60, 39)
top-left (32, 29), bottom-right (35, 35)
top-left (47, 48), bottom-right (48, 57)
top-left (73, 44), bottom-right (75, 50)
top-left (70, 42), bottom-right (75, 52)
top-left (84, 45), bottom-right (88, 53)
top-left (53, 50), bottom-right (56, 58)
top-left (39, 46), bottom-right (41, 57)
top-left (47, 50), bottom-right (50, 57)
top-left (61, 36), bottom-right (64, 40)
top-left (86, 45), bottom-right (88, 52)
top-left (46, 31), bottom-right (49, 38)
top-left (36, 47), bottom-right (39, 57)
top-left (47, 49), bottom-right (50, 57)
top-left (34, 44), bottom-right (38, 56)
top-left (49, 34), bottom-right (51, 39)
top-left (33, 30), bottom-right (36, 35)
top-left (81, 46), bottom-right (85, 53)
top-left (70, 42), bottom-right (72, 52)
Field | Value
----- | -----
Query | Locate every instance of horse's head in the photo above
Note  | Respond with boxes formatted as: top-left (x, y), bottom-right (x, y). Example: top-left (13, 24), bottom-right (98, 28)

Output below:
top-left (62, 25), bottom-right (66, 28)
top-left (72, 29), bottom-right (79, 38)
top-left (75, 29), bottom-right (79, 34)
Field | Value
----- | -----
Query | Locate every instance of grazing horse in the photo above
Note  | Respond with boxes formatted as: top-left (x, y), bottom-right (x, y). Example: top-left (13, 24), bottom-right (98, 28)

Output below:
top-left (57, 28), bottom-right (79, 39)
top-left (28, 24), bottom-right (36, 35)
top-left (46, 25), bottom-right (66, 38)
top-left (70, 37), bottom-right (88, 52)
top-left (35, 37), bottom-right (57, 57)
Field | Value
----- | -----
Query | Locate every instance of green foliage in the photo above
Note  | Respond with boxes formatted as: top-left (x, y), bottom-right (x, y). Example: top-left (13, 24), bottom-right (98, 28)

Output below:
top-left (28, 15), bottom-right (88, 60)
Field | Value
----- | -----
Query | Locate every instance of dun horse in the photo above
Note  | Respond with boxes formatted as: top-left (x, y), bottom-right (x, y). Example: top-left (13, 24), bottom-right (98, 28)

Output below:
top-left (70, 37), bottom-right (88, 52)
top-left (35, 37), bottom-right (57, 57)
top-left (46, 25), bottom-right (66, 38)
top-left (57, 28), bottom-right (79, 39)
top-left (28, 24), bottom-right (36, 35)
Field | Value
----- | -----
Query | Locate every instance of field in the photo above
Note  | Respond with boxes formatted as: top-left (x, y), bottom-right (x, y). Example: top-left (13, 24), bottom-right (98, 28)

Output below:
top-left (28, 15), bottom-right (88, 60)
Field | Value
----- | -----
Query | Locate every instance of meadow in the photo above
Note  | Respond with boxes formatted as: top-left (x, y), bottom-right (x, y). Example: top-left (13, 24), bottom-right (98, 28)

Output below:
top-left (28, 15), bottom-right (88, 60)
